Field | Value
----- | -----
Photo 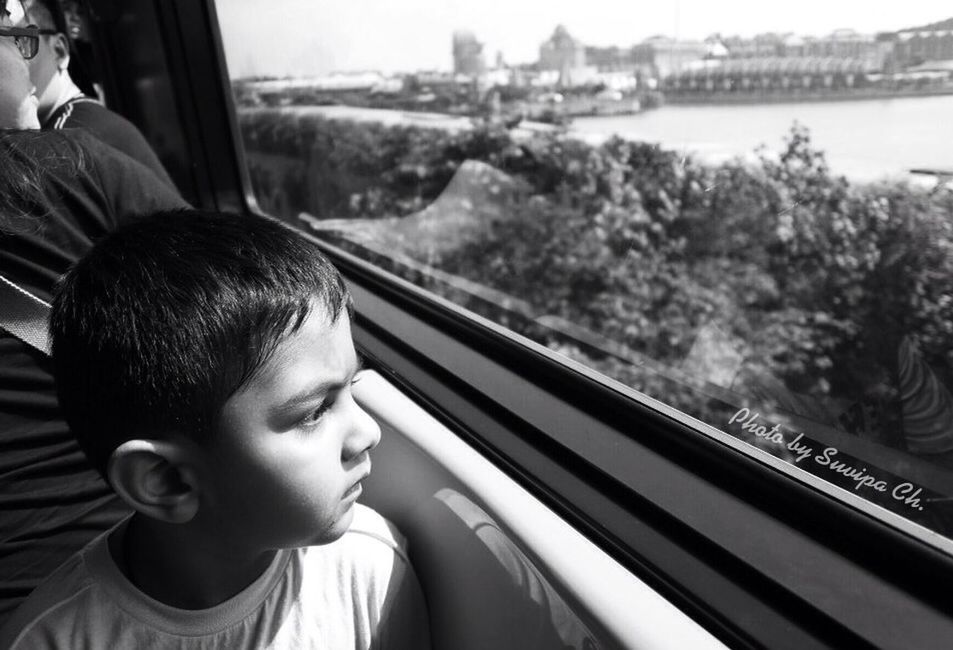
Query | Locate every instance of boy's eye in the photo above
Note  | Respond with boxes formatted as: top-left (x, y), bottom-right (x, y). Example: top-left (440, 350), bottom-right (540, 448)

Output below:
top-left (301, 399), bottom-right (333, 427)
top-left (296, 369), bottom-right (363, 429)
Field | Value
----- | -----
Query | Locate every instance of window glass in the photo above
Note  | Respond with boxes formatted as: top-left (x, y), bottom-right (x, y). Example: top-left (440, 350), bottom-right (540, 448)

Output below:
top-left (216, 1), bottom-right (953, 548)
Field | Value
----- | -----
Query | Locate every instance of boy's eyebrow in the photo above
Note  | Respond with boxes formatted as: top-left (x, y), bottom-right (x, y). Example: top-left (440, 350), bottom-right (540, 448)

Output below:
top-left (273, 353), bottom-right (365, 412)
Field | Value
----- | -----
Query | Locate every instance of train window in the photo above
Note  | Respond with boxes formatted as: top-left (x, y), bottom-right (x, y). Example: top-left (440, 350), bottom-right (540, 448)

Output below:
top-left (214, 1), bottom-right (953, 554)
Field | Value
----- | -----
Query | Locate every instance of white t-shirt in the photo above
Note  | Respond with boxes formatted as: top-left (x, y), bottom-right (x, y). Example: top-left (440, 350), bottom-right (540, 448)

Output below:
top-left (0, 505), bottom-right (430, 649)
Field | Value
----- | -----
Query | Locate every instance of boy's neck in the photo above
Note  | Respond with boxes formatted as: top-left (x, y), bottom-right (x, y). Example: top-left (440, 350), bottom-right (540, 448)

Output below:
top-left (112, 513), bottom-right (278, 610)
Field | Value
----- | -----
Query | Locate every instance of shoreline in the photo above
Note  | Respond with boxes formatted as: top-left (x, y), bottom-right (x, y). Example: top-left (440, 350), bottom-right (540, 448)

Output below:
top-left (240, 101), bottom-right (947, 185)
top-left (662, 86), bottom-right (953, 107)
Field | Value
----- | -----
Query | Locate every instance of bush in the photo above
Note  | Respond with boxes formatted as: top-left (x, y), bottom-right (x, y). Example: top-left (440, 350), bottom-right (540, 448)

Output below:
top-left (238, 108), bottom-right (953, 444)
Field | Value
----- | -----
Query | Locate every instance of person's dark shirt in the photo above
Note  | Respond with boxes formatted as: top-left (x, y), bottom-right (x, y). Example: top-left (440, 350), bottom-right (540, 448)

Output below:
top-left (43, 95), bottom-right (175, 188)
top-left (0, 129), bottom-right (188, 626)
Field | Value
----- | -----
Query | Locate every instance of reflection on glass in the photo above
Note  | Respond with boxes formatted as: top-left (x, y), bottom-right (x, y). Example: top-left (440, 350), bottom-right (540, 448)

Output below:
top-left (218, 0), bottom-right (953, 545)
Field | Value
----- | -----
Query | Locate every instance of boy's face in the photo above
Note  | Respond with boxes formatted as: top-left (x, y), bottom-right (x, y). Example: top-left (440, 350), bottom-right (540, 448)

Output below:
top-left (195, 307), bottom-right (381, 554)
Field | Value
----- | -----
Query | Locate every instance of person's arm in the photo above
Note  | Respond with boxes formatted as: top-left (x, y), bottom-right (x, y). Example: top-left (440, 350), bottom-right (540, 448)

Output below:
top-left (101, 121), bottom-right (176, 189)
top-left (61, 103), bottom-right (176, 189)
top-left (81, 131), bottom-right (189, 219)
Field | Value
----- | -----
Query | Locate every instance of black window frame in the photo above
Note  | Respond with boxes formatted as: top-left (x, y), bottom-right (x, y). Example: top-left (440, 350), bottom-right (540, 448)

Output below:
top-left (91, 0), bottom-right (953, 646)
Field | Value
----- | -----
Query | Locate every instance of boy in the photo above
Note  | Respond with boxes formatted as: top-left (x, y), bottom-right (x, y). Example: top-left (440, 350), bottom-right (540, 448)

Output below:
top-left (0, 210), bottom-right (431, 649)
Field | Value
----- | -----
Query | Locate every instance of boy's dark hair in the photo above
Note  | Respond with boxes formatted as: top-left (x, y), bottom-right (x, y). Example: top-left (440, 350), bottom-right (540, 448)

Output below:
top-left (50, 210), bottom-right (353, 478)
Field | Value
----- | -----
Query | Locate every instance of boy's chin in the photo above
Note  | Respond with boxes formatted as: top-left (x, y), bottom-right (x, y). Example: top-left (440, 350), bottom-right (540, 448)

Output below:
top-left (307, 506), bottom-right (357, 547)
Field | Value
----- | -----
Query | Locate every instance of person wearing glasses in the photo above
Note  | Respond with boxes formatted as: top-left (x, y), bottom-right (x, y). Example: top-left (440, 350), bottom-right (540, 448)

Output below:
top-left (16, 0), bottom-right (175, 186)
top-left (0, 5), bottom-right (39, 127)
top-left (0, 0), bottom-right (189, 627)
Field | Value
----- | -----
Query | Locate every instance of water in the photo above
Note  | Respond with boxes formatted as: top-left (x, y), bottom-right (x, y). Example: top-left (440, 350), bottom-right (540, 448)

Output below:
top-left (573, 94), bottom-right (953, 182)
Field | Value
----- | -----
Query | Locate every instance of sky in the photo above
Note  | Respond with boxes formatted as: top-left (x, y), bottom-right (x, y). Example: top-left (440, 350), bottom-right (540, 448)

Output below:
top-left (217, 0), bottom-right (953, 78)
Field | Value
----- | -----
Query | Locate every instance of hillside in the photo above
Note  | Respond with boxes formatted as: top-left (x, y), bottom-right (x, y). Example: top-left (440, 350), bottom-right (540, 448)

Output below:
top-left (900, 16), bottom-right (953, 32)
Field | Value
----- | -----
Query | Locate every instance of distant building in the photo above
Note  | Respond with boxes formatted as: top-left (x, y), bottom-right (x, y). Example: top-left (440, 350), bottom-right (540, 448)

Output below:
top-left (585, 46), bottom-right (631, 71)
top-left (781, 34), bottom-right (808, 58)
top-left (721, 33), bottom-right (789, 58)
top-left (453, 30), bottom-right (486, 76)
top-left (719, 29), bottom-right (891, 72)
top-left (632, 36), bottom-right (709, 79)
top-left (894, 28), bottom-right (953, 67)
top-left (247, 73), bottom-right (384, 93)
top-left (801, 29), bottom-right (892, 70)
top-left (539, 25), bottom-right (588, 85)
top-left (584, 45), bottom-right (656, 89)
top-left (663, 56), bottom-right (874, 95)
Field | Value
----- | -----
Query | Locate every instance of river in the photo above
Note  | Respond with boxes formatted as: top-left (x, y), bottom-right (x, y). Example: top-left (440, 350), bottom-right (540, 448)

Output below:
top-left (572, 94), bottom-right (953, 182)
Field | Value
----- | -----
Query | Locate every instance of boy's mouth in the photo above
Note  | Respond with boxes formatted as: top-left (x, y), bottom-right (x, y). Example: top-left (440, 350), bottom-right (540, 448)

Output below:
top-left (343, 481), bottom-right (363, 500)
top-left (343, 462), bottom-right (371, 499)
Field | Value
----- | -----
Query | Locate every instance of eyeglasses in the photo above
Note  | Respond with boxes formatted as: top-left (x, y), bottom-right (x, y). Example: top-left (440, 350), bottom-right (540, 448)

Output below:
top-left (0, 24), bottom-right (57, 60)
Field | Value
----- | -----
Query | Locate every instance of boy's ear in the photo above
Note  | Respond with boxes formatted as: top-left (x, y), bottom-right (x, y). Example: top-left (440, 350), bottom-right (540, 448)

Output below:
top-left (107, 439), bottom-right (201, 524)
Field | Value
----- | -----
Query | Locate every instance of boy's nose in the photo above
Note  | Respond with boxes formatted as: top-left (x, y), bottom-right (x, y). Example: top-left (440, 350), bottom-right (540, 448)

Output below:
top-left (343, 398), bottom-right (381, 462)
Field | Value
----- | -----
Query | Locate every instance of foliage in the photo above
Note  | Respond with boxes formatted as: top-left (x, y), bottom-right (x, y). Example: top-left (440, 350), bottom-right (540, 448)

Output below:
top-left (238, 108), bottom-right (953, 441)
